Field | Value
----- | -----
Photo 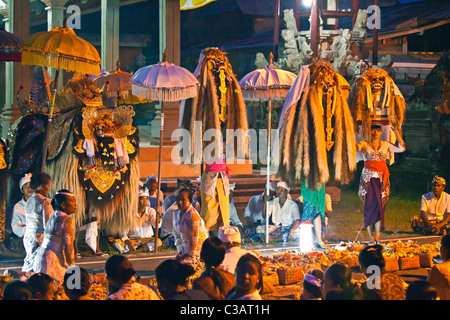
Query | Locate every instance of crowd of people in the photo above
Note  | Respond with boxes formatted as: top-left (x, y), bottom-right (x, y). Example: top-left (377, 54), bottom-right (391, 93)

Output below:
top-left (0, 166), bottom-right (449, 301)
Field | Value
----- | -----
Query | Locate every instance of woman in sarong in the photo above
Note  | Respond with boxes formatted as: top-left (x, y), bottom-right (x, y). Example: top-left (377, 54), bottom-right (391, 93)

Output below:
top-left (22, 172), bottom-right (53, 273)
top-left (356, 123), bottom-right (405, 243)
top-left (33, 189), bottom-right (76, 283)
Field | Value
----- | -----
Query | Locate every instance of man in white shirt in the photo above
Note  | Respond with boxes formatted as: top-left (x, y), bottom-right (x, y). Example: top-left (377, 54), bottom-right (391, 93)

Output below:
top-left (11, 173), bottom-right (33, 238)
top-left (113, 189), bottom-right (161, 253)
top-left (263, 181), bottom-right (301, 241)
top-left (411, 175), bottom-right (450, 235)
top-left (218, 225), bottom-right (256, 275)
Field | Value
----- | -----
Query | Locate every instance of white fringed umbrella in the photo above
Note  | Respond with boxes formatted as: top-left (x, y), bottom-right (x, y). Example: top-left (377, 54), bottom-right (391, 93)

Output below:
top-left (239, 53), bottom-right (296, 243)
top-left (130, 50), bottom-right (199, 252)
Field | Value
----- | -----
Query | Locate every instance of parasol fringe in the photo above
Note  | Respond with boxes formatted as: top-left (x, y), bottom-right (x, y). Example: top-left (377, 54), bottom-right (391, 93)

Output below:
top-left (22, 51), bottom-right (100, 76)
top-left (131, 84), bottom-right (199, 102)
top-left (241, 87), bottom-right (291, 101)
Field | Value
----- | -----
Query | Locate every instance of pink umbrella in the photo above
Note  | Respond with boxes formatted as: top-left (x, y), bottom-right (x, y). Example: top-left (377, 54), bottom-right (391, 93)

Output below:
top-left (239, 53), bottom-right (296, 243)
top-left (130, 50), bottom-right (199, 252)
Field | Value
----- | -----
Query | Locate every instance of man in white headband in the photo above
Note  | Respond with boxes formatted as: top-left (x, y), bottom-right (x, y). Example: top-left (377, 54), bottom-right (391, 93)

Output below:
top-left (412, 175), bottom-right (450, 235)
top-left (113, 188), bottom-right (161, 253)
top-left (262, 180), bottom-right (301, 241)
top-left (11, 173), bottom-right (33, 239)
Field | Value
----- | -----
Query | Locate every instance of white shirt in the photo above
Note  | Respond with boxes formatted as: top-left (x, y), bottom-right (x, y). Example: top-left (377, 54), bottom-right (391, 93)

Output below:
top-left (229, 199), bottom-right (242, 226)
top-left (244, 194), bottom-right (266, 224)
top-left (12, 198), bottom-right (27, 237)
top-left (267, 197), bottom-right (300, 227)
top-left (421, 191), bottom-right (450, 220)
top-left (160, 203), bottom-right (177, 238)
top-left (122, 207), bottom-right (157, 241)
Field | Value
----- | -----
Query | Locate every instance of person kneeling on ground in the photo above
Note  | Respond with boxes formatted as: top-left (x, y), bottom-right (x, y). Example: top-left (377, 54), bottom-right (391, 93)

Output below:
top-left (411, 175), bottom-right (450, 235)
top-left (113, 189), bottom-right (161, 253)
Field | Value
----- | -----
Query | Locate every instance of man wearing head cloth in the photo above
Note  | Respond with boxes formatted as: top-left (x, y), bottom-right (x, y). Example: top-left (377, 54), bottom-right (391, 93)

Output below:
top-left (262, 181), bottom-right (301, 241)
top-left (411, 175), bottom-right (450, 235)
top-left (218, 225), bottom-right (257, 275)
top-left (11, 173), bottom-right (34, 239)
top-left (112, 189), bottom-right (161, 253)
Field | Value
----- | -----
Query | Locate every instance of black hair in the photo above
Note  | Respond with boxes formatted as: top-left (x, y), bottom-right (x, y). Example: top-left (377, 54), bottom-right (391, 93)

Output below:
top-left (155, 259), bottom-right (196, 287)
top-left (26, 273), bottom-right (53, 299)
top-left (2, 280), bottom-right (32, 300)
top-left (405, 280), bottom-right (438, 300)
top-left (441, 234), bottom-right (450, 251)
top-left (324, 263), bottom-right (353, 289)
top-left (176, 187), bottom-right (194, 202)
top-left (358, 244), bottom-right (385, 270)
top-left (200, 237), bottom-right (227, 292)
top-left (303, 269), bottom-right (324, 299)
top-left (63, 266), bottom-right (90, 297)
top-left (236, 253), bottom-right (264, 292)
top-left (51, 189), bottom-right (74, 211)
top-left (105, 255), bottom-right (136, 284)
top-left (29, 172), bottom-right (51, 190)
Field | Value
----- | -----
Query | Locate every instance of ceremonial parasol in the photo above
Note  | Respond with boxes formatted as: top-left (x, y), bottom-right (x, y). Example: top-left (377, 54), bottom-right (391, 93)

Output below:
top-left (130, 49), bottom-right (199, 252)
top-left (20, 25), bottom-right (101, 171)
top-left (239, 53), bottom-right (296, 243)
top-left (0, 27), bottom-right (24, 62)
top-left (95, 61), bottom-right (150, 107)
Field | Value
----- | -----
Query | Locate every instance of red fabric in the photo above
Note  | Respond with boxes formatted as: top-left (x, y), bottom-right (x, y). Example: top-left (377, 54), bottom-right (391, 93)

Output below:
top-left (364, 160), bottom-right (389, 187)
top-left (205, 160), bottom-right (231, 178)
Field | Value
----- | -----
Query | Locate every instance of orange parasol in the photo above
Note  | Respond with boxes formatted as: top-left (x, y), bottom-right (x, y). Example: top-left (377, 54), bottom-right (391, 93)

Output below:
top-left (20, 25), bottom-right (101, 171)
top-left (94, 61), bottom-right (150, 107)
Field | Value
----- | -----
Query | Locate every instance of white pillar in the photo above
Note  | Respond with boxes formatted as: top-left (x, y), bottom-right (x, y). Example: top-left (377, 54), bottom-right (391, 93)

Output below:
top-left (41, 0), bottom-right (68, 88)
top-left (101, 0), bottom-right (120, 72)
top-left (1, 0), bottom-right (31, 139)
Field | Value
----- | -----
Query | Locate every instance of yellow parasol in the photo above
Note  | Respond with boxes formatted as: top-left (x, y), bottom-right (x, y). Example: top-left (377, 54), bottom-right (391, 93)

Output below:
top-left (20, 24), bottom-right (101, 171)
top-left (94, 61), bottom-right (150, 107)
top-left (21, 26), bottom-right (101, 76)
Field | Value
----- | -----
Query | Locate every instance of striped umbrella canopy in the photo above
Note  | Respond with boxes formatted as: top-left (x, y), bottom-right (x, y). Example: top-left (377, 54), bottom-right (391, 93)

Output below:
top-left (130, 50), bottom-right (199, 253)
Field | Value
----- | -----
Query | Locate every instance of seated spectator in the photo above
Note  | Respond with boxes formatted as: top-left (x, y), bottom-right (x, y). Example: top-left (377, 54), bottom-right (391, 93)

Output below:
top-left (113, 189), bottom-right (161, 253)
top-left (411, 175), bottom-right (450, 235)
top-left (263, 181), bottom-right (300, 241)
top-left (226, 253), bottom-right (263, 300)
top-left (300, 269), bottom-right (324, 300)
top-left (243, 185), bottom-right (275, 238)
top-left (218, 225), bottom-right (256, 275)
top-left (155, 259), bottom-right (210, 300)
top-left (358, 244), bottom-right (407, 300)
top-left (26, 273), bottom-right (55, 300)
top-left (427, 234), bottom-right (450, 300)
top-left (405, 280), bottom-right (438, 300)
top-left (2, 280), bottom-right (32, 300)
top-left (322, 263), bottom-right (362, 300)
top-left (63, 266), bottom-right (93, 300)
top-left (105, 255), bottom-right (160, 300)
top-left (192, 237), bottom-right (235, 300)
